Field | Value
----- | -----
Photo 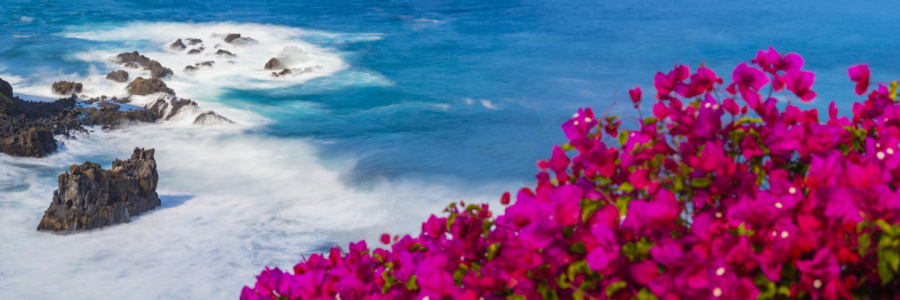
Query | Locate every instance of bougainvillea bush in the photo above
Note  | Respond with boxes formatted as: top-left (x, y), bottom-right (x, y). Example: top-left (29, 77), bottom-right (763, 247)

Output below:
top-left (241, 48), bottom-right (900, 299)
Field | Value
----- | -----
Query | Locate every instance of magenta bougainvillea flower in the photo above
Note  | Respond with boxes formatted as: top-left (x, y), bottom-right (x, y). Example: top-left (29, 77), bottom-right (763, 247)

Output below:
top-left (848, 64), bottom-right (871, 95)
top-left (242, 49), bottom-right (900, 300)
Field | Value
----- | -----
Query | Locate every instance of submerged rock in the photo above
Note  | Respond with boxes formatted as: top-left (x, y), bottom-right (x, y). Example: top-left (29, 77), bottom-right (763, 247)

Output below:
top-left (170, 39), bottom-right (187, 51)
top-left (51, 81), bottom-right (83, 95)
top-left (224, 33), bottom-right (242, 43)
top-left (145, 60), bottom-right (174, 79)
top-left (36, 148), bottom-right (161, 234)
top-left (187, 48), bottom-right (203, 55)
top-left (114, 51), bottom-right (173, 79)
top-left (271, 68), bottom-right (292, 77)
top-left (193, 111), bottom-right (234, 125)
top-left (185, 38), bottom-right (203, 45)
top-left (126, 77), bottom-right (174, 96)
top-left (146, 98), bottom-right (198, 121)
top-left (264, 58), bottom-right (283, 70)
top-left (215, 49), bottom-right (235, 57)
top-left (106, 70), bottom-right (129, 82)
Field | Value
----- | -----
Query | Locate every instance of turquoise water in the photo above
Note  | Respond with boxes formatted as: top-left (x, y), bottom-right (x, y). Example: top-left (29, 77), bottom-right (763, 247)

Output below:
top-left (1, 1), bottom-right (899, 298)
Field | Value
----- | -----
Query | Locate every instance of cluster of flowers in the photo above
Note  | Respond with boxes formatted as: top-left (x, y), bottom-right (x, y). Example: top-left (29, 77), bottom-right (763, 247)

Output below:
top-left (242, 48), bottom-right (900, 299)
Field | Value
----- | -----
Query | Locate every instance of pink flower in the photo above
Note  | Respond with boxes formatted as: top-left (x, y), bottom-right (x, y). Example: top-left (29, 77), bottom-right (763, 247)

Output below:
top-left (848, 64), bottom-right (870, 95)
top-left (784, 69), bottom-right (817, 102)
top-left (731, 62), bottom-right (769, 108)
top-left (630, 86), bottom-right (642, 108)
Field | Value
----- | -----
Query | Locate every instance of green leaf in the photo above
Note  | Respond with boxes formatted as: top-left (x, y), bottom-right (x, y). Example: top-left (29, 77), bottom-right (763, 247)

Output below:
top-left (618, 130), bottom-right (630, 145)
top-left (567, 260), bottom-right (589, 282)
top-left (615, 196), bottom-right (631, 217)
top-left (636, 288), bottom-right (659, 300)
top-left (619, 182), bottom-right (634, 193)
top-left (606, 281), bottom-right (627, 297)
top-left (859, 233), bottom-right (872, 257)
top-left (890, 81), bottom-right (899, 101)
top-left (556, 273), bottom-right (572, 289)
top-left (405, 275), bottom-right (418, 291)
top-left (486, 242), bottom-right (500, 261)
top-left (884, 249), bottom-right (900, 272)
top-left (690, 177), bottom-right (711, 188)
top-left (446, 213), bottom-right (457, 231)
top-left (878, 258), bottom-right (894, 284)
top-left (581, 198), bottom-right (604, 222)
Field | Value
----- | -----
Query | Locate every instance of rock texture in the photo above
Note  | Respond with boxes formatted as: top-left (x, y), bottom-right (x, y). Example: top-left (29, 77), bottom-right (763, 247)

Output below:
top-left (170, 39), bottom-right (186, 51)
top-left (51, 81), bottom-right (83, 95)
top-left (194, 111), bottom-right (234, 125)
top-left (106, 70), bottom-right (129, 82)
top-left (126, 77), bottom-right (174, 96)
top-left (224, 33), bottom-right (242, 43)
top-left (187, 48), bottom-right (202, 55)
top-left (215, 49), bottom-right (235, 57)
top-left (36, 148), bottom-right (161, 234)
top-left (185, 38), bottom-right (202, 45)
top-left (114, 51), bottom-right (172, 79)
top-left (264, 58), bottom-right (283, 70)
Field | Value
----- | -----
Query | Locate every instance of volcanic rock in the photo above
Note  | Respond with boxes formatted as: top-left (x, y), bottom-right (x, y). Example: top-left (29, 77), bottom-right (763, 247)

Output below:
top-left (51, 81), bottom-right (83, 95)
top-left (185, 38), bottom-right (203, 45)
top-left (145, 60), bottom-right (174, 79)
top-left (193, 111), bottom-right (234, 125)
top-left (146, 98), bottom-right (198, 121)
top-left (116, 51), bottom-right (152, 67)
top-left (170, 39), bottom-right (187, 51)
top-left (187, 48), bottom-right (202, 55)
top-left (36, 148), bottom-right (161, 234)
top-left (105, 70), bottom-right (129, 82)
top-left (126, 77), bottom-right (174, 96)
top-left (223, 33), bottom-right (241, 43)
top-left (271, 68), bottom-right (292, 77)
top-left (215, 49), bottom-right (235, 57)
top-left (264, 58), bottom-right (283, 70)
top-left (184, 65), bottom-right (197, 72)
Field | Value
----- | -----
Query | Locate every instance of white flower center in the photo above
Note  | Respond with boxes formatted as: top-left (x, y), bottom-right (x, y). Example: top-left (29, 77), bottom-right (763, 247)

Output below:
top-left (813, 279), bottom-right (822, 289)
top-left (584, 117), bottom-right (592, 123)
top-left (716, 267), bottom-right (725, 276)
top-left (775, 202), bottom-right (783, 209)
top-left (574, 121), bottom-right (580, 126)
top-left (573, 113), bottom-right (579, 118)
top-left (878, 151), bottom-right (886, 160)
top-left (781, 231), bottom-right (789, 239)
top-left (789, 187), bottom-right (797, 194)
top-left (713, 287), bottom-right (722, 297)
top-left (889, 148), bottom-right (895, 155)
top-left (704, 103), bottom-right (711, 108)
top-left (715, 212), bottom-right (723, 218)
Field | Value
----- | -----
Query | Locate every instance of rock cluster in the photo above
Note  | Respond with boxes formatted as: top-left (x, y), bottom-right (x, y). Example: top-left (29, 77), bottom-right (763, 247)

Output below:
top-left (170, 39), bottom-right (187, 51)
top-left (264, 58), bottom-right (283, 70)
top-left (36, 148), bottom-right (161, 234)
top-left (51, 81), bottom-right (83, 95)
top-left (126, 77), bottom-right (174, 96)
top-left (106, 70), bottom-right (129, 82)
top-left (115, 51), bottom-right (173, 79)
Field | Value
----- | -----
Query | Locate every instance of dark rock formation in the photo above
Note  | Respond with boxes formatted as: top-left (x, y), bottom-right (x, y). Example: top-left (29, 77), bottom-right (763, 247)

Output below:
top-left (116, 51), bottom-right (152, 67)
top-left (224, 33), bottom-right (241, 43)
top-left (264, 58), bottom-right (283, 70)
top-left (187, 48), bottom-right (202, 55)
top-left (0, 91), bottom-right (84, 157)
top-left (0, 77), bottom-right (12, 100)
top-left (183, 61), bottom-right (215, 72)
top-left (215, 49), bottom-right (235, 57)
top-left (105, 70), bottom-right (129, 82)
top-left (185, 38), bottom-right (202, 45)
top-left (147, 98), bottom-right (198, 121)
top-left (194, 111), bottom-right (234, 125)
top-left (145, 61), bottom-right (174, 79)
top-left (36, 148), bottom-right (161, 234)
top-left (271, 68), bottom-right (292, 77)
top-left (114, 51), bottom-right (172, 79)
top-left (52, 81), bottom-right (83, 95)
top-left (170, 39), bottom-right (186, 51)
top-left (126, 77), bottom-right (174, 96)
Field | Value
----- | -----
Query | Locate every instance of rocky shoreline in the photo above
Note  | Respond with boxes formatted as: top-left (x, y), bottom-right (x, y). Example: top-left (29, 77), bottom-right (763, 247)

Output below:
top-left (36, 148), bottom-right (160, 234)
top-left (0, 49), bottom-right (234, 158)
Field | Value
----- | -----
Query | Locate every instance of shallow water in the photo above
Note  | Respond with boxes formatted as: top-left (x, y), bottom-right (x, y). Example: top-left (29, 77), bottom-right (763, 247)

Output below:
top-left (1, 1), bottom-right (899, 298)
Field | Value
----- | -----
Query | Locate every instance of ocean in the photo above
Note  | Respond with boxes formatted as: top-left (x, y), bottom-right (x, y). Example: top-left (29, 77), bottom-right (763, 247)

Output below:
top-left (1, 0), bottom-right (899, 298)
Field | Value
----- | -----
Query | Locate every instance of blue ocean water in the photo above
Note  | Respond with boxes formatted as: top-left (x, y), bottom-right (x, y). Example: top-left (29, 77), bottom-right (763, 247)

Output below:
top-left (1, 1), bottom-right (899, 298)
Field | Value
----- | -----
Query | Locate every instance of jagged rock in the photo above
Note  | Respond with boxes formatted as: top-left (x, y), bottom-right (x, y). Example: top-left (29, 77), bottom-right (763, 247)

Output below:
top-left (196, 61), bottom-right (214, 67)
top-left (193, 111), bottom-right (235, 125)
top-left (146, 98), bottom-right (198, 120)
top-left (36, 148), bottom-right (161, 234)
top-left (145, 60), bottom-right (173, 79)
top-left (184, 65), bottom-right (197, 72)
top-left (105, 70), bottom-right (129, 82)
top-left (264, 58), bottom-right (283, 70)
top-left (0, 90), bottom-right (82, 157)
top-left (0, 127), bottom-right (56, 157)
top-left (126, 77), bottom-right (174, 96)
top-left (124, 62), bottom-right (141, 69)
top-left (215, 49), bottom-right (235, 57)
top-left (224, 33), bottom-right (241, 43)
top-left (116, 51), bottom-right (152, 67)
top-left (185, 38), bottom-right (202, 45)
top-left (271, 68), bottom-right (292, 77)
top-left (187, 48), bottom-right (202, 55)
top-left (0, 77), bottom-right (12, 100)
top-left (51, 81), bottom-right (83, 95)
top-left (170, 39), bottom-right (186, 51)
